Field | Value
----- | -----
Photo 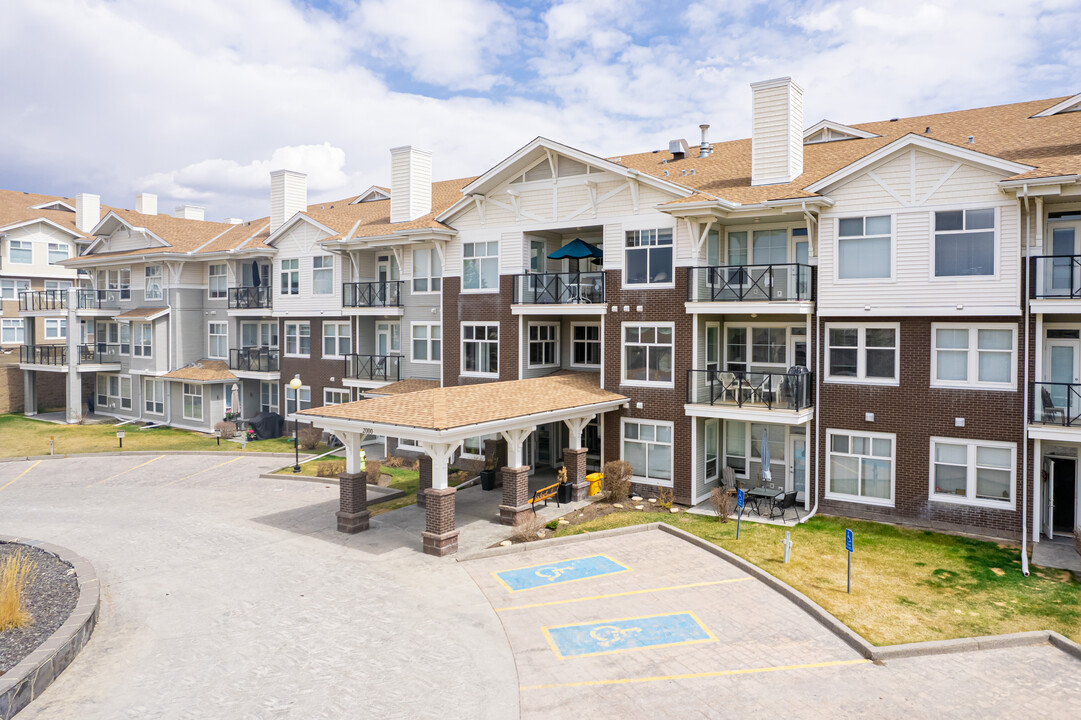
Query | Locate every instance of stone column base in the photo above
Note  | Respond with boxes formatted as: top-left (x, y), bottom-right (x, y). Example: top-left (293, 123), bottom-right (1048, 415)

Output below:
top-left (499, 504), bottom-right (533, 526)
top-left (337, 471), bottom-right (369, 534)
top-left (422, 530), bottom-right (460, 556)
top-left (337, 510), bottom-right (370, 534)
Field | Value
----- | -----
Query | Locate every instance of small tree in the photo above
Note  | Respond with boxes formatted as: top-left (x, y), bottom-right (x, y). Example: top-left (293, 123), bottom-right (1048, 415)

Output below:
top-left (365, 459), bottom-right (382, 485)
top-left (602, 460), bottom-right (633, 503)
top-left (297, 425), bottom-right (322, 450)
top-left (709, 487), bottom-right (733, 523)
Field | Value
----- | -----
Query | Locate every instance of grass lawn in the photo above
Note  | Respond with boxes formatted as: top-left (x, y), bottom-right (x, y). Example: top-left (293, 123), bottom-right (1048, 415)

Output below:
top-left (0, 413), bottom-right (324, 457)
top-left (556, 509), bottom-right (1081, 646)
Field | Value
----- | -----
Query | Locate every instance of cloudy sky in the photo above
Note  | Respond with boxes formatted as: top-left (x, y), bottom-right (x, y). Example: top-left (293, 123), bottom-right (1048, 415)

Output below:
top-left (1, 0), bottom-right (1079, 220)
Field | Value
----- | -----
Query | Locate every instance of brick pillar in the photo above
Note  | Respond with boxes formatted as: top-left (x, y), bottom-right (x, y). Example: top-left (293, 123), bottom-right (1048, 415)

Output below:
top-left (337, 472), bottom-right (370, 533)
top-left (564, 447), bottom-right (589, 501)
top-left (422, 487), bottom-right (459, 556)
top-left (417, 455), bottom-right (433, 508)
top-left (483, 438), bottom-right (508, 487)
top-left (499, 466), bottom-right (531, 526)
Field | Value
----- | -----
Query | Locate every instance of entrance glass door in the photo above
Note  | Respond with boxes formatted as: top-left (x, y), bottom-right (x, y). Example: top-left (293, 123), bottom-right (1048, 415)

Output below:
top-left (1045, 339), bottom-right (1080, 410)
top-left (1042, 458), bottom-right (1055, 540)
top-left (376, 322), bottom-right (400, 356)
top-left (789, 436), bottom-right (807, 496)
top-left (1050, 225), bottom-right (1079, 295)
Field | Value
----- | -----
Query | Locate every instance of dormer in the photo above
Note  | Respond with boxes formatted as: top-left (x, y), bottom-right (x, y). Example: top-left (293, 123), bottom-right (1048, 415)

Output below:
top-left (1031, 92), bottom-right (1081, 118)
top-left (803, 119), bottom-right (880, 145)
top-left (350, 186), bottom-right (391, 204)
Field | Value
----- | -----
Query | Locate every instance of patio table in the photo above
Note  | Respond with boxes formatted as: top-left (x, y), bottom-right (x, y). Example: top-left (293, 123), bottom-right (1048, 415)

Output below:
top-left (744, 486), bottom-right (782, 514)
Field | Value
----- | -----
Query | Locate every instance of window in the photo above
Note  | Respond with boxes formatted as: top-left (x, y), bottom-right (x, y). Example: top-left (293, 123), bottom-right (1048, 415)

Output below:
top-left (260, 381), bottom-right (278, 413)
top-left (48, 242), bottom-right (69, 265)
top-left (934, 209), bottom-right (995, 277)
top-left (322, 322), bottom-right (351, 358)
top-left (207, 264), bottom-right (226, 299)
top-left (463, 241), bottom-right (498, 291)
top-left (96, 375), bottom-right (108, 406)
top-left (622, 419), bottom-right (673, 487)
top-left (931, 324), bottom-right (1015, 389)
top-left (623, 324), bottom-right (674, 385)
top-left (285, 322), bottom-right (310, 357)
top-left (412, 323), bottom-right (441, 363)
top-left (705, 419), bottom-right (719, 481)
top-left (280, 259), bottom-right (299, 295)
top-left (1, 319), bottom-right (24, 344)
top-left (9, 240), bottom-right (31, 264)
top-left (461, 435), bottom-right (494, 459)
top-left (930, 438), bottom-right (1015, 508)
top-left (313, 256), bottom-right (333, 295)
top-left (133, 323), bottom-right (152, 357)
top-left (44, 280), bottom-right (72, 291)
top-left (462, 323), bottom-right (498, 375)
top-left (98, 269), bottom-right (131, 299)
top-left (826, 324), bottom-right (899, 384)
top-left (119, 322), bottom-right (130, 355)
top-left (183, 383), bottom-right (203, 420)
top-left (144, 265), bottom-right (163, 300)
top-left (571, 323), bottom-right (601, 367)
top-left (837, 215), bottom-right (891, 279)
top-left (1, 279), bottom-right (30, 300)
top-left (412, 248), bottom-right (442, 293)
top-left (750, 327), bottom-right (786, 365)
top-left (144, 379), bottom-right (164, 414)
top-left (208, 322), bottom-right (227, 359)
top-left (323, 388), bottom-right (350, 406)
top-left (724, 421), bottom-right (747, 475)
top-left (119, 376), bottom-right (132, 410)
top-left (752, 229), bottom-right (787, 265)
top-left (97, 375), bottom-right (130, 410)
top-left (285, 384), bottom-right (310, 417)
top-left (826, 430), bottom-right (895, 506)
top-left (727, 231), bottom-right (748, 266)
top-left (44, 318), bottom-right (66, 339)
top-left (528, 323), bottom-right (558, 368)
top-left (625, 229), bottom-right (674, 285)
top-left (397, 437), bottom-right (420, 450)
top-left (242, 263), bottom-right (269, 288)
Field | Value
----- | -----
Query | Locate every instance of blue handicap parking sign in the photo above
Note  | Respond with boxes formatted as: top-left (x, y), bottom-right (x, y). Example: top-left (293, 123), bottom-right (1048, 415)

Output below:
top-left (736, 489), bottom-right (745, 510)
top-left (845, 528), bottom-right (853, 553)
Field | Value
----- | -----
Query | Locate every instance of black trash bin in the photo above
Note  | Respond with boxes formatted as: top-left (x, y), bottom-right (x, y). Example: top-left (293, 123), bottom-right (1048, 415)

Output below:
top-left (557, 479), bottom-right (573, 504)
top-left (480, 469), bottom-right (497, 491)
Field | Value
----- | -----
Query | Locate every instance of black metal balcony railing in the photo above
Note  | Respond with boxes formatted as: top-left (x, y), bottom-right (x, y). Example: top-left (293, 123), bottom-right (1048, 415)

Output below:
top-left (79, 289), bottom-right (124, 308)
top-left (512, 271), bottom-right (605, 305)
top-left (1032, 381), bottom-right (1081, 426)
top-left (345, 354), bottom-right (402, 381)
top-left (687, 369), bottom-right (813, 410)
top-left (18, 289), bottom-right (68, 312)
top-left (228, 286), bottom-right (273, 309)
top-left (1029, 255), bottom-right (1081, 299)
top-left (229, 347), bottom-right (279, 372)
top-left (687, 264), bottom-right (814, 303)
top-left (21, 344), bottom-right (122, 365)
top-left (342, 281), bottom-right (403, 308)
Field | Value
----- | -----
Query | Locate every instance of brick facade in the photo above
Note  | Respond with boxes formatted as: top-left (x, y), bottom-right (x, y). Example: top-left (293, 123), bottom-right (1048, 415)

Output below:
top-left (337, 471), bottom-right (370, 533)
top-left (442, 275), bottom-right (519, 386)
top-left (422, 487), bottom-right (459, 556)
top-left (0, 366), bottom-right (95, 415)
top-left (499, 466), bottom-right (531, 525)
top-left (279, 316), bottom-right (349, 431)
top-left (563, 447), bottom-right (589, 500)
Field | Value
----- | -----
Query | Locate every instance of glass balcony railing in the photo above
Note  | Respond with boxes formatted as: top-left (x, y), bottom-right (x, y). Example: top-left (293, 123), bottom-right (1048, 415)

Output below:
top-left (228, 286), bottom-right (273, 309)
top-left (342, 281), bottom-right (403, 308)
top-left (512, 271), bottom-right (605, 305)
top-left (229, 347), bottom-right (279, 372)
top-left (687, 264), bottom-right (814, 303)
top-left (1029, 255), bottom-right (1081, 299)
top-left (21, 344), bottom-right (122, 365)
top-left (1033, 381), bottom-right (1081, 426)
top-left (687, 369), bottom-right (813, 410)
top-left (344, 354), bottom-right (401, 381)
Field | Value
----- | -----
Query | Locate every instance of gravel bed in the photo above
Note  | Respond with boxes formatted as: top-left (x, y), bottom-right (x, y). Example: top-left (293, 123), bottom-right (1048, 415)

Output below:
top-left (0, 542), bottom-right (80, 675)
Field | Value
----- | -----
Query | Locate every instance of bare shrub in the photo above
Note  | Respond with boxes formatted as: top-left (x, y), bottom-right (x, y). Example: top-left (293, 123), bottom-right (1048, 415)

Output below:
top-left (451, 470), bottom-right (469, 486)
top-left (214, 421), bottom-right (236, 440)
top-left (710, 487), bottom-right (734, 523)
top-left (657, 486), bottom-right (674, 510)
top-left (602, 460), bottom-right (633, 503)
top-left (297, 425), bottom-right (322, 450)
top-left (410, 459), bottom-right (420, 472)
top-left (366, 460), bottom-right (382, 485)
top-left (383, 455), bottom-right (404, 468)
top-left (0, 549), bottom-right (36, 631)
top-left (511, 513), bottom-right (545, 542)
top-left (315, 459), bottom-right (346, 477)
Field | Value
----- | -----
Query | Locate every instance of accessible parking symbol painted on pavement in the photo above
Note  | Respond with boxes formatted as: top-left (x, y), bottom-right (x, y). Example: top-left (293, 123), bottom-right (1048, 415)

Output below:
top-left (494, 554), bottom-right (629, 592)
top-left (543, 612), bottom-right (716, 658)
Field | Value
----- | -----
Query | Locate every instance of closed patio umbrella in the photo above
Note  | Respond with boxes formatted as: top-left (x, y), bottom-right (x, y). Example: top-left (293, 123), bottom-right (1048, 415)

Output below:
top-left (250, 260), bottom-right (261, 286)
top-left (231, 383), bottom-right (241, 417)
top-left (760, 427), bottom-right (771, 485)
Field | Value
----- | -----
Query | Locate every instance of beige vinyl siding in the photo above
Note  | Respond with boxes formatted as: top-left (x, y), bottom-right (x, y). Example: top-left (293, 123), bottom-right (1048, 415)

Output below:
top-left (2, 223), bottom-right (81, 280)
top-left (272, 222), bottom-right (341, 316)
top-left (500, 231), bottom-right (525, 275)
top-left (752, 83), bottom-right (792, 184)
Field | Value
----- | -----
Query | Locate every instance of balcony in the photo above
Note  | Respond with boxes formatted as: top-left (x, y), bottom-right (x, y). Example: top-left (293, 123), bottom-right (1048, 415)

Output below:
top-left (18, 289), bottom-right (68, 313)
top-left (686, 264), bottom-right (814, 313)
top-left (228, 286), bottom-right (272, 310)
top-left (20, 343), bottom-right (123, 370)
top-left (1029, 255), bottom-right (1081, 311)
top-left (229, 347), bottom-right (279, 374)
top-left (344, 354), bottom-right (401, 382)
top-left (685, 369), bottom-right (813, 423)
top-left (510, 272), bottom-right (605, 314)
top-left (1032, 381), bottom-right (1081, 428)
top-left (342, 281), bottom-right (403, 313)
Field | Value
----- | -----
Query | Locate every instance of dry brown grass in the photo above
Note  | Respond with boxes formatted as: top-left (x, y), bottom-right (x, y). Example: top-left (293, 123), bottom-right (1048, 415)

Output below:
top-left (602, 460), bottom-right (632, 502)
top-left (657, 486), bottom-right (674, 510)
top-left (383, 455), bottom-right (404, 468)
top-left (315, 459), bottom-right (346, 477)
top-left (0, 549), bottom-right (36, 631)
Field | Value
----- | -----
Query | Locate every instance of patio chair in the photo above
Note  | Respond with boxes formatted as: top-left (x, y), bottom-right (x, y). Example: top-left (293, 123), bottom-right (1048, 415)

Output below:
top-left (721, 466), bottom-right (737, 496)
top-left (769, 491), bottom-right (801, 523)
top-left (1042, 387), bottom-right (1066, 424)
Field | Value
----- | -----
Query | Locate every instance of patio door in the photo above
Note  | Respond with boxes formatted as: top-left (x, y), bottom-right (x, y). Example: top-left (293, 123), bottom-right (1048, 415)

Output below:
top-left (705, 322), bottom-right (721, 372)
top-left (536, 424), bottom-right (553, 467)
top-left (376, 322), bottom-right (399, 356)
top-left (789, 435), bottom-right (807, 497)
top-left (1042, 457), bottom-right (1055, 540)
top-left (1049, 224), bottom-right (1080, 295)
top-left (789, 328), bottom-right (808, 369)
top-left (1045, 339), bottom-right (1080, 411)
top-left (524, 432), bottom-right (536, 475)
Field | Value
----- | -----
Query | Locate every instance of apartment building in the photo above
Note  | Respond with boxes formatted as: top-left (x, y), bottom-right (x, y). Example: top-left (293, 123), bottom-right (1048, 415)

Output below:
top-left (14, 79), bottom-right (1081, 556)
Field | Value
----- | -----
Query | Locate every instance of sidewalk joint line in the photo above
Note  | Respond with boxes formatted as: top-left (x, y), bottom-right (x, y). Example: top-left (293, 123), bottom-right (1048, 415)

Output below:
top-left (494, 577), bottom-right (750, 612)
top-left (86, 455), bottom-right (165, 487)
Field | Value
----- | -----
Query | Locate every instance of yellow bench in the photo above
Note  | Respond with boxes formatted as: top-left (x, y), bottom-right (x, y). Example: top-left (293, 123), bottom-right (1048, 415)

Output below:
top-left (529, 482), bottom-right (561, 513)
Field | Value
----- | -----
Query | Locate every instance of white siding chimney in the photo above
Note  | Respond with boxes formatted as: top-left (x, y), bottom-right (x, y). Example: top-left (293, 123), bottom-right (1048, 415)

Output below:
top-left (750, 77), bottom-right (804, 186)
top-left (389, 146), bottom-right (432, 223)
top-left (75, 193), bottom-right (100, 233)
top-left (136, 193), bottom-right (157, 215)
top-left (175, 205), bottom-right (205, 221)
top-left (224, 217), bottom-right (243, 225)
top-left (270, 169), bottom-right (307, 233)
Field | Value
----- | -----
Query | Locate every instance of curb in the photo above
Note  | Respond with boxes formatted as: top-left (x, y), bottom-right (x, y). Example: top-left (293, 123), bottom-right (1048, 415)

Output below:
top-left (457, 522), bottom-right (659, 562)
top-left (0, 536), bottom-right (99, 720)
top-left (0, 451), bottom-right (308, 463)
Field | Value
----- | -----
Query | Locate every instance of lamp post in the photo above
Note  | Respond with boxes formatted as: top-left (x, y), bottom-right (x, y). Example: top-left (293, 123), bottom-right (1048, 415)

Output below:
top-left (289, 373), bottom-right (302, 473)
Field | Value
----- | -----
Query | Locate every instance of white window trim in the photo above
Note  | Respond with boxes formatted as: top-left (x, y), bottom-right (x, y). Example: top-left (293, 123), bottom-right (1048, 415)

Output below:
top-left (928, 437), bottom-right (1016, 510)
top-left (621, 321), bottom-right (676, 389)
top-left (133, 322), bottom-right (153, 359)
top-left (144, 378), bottom-right (165, 415)
top-left (208, 322), bottom-right (228, 360)
top-left (260, 380), bottom-right (279, 414)
top-left (312, 256), bottom-right (334, 296)
top-left (570, 321), bottom-right (601, 369)
top-left (280, 259), bottom-right (299, 295)
top-left (284, 322), bottom-right (311, 358)
top-left (410, 321), bottom-right (441, 365)
top-left (207, 264), bottom-right (227, 299)
top-left (323, 388), bottom-right (350, 406)
top-left (526, 322), bottom-right (560, 369)
top-left (285, 384), bottom-right (311, 421)
top-left (704, 418), bottom-right (719, 483)
top-left (620, 417), bottom-right (674, 488)
top-left (9, 240), bottom-right (32, 264)
top-left (461, 241), bottom-right (500, 295)
top-left (929, 207), bottom-right (1000, 283)
top-left (1, 318), bottom-right (26, 345)
top-left (322, 321), bottom-right (351, 360)
top-left (824, 322), bottom-right (900, 386)
top-left (460, 321), bottom-right (499, 378)
top-left (832, 213), bottom-right (896, 284)
top-left (824, 428), bottom-right (896, 508)
top-left (397, 437), bottom-right (420, 450)
top-left (44, 318), bottom-right (67, 340)
top-left (930, 323), bottom-right (1017, 391)
top-left (182, 383), bottom-right (204, 421)
top-left (722, 321), bottom-right (801, 370)
top-left (622, 227), bottom-right (676, 290)
top-left (459, 435), bottom-right (490, 460)
top-left (411, 247), bottom-right (442, 295)
top-left (47, 242), bottom-right (69, 265)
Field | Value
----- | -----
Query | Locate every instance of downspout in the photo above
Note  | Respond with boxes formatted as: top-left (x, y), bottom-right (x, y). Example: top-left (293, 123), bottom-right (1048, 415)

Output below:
top-left (1020, 186), bottom-right (1031, 577)
top-left (804, 311), bottom-right (822, 522)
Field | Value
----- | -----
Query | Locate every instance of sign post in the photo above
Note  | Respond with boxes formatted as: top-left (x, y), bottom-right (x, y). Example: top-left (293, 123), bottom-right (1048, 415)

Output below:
top-left (117, 430), bottom-right (125, 449)
top-left (845, 528), bottom-right (854, 593)
top-left (736, 489), bottom-right (745, 540)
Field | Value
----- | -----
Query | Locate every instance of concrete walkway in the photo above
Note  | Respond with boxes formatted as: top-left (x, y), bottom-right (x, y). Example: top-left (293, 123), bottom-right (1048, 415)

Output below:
top-left (1033, 537), bottom-right (1081, 576)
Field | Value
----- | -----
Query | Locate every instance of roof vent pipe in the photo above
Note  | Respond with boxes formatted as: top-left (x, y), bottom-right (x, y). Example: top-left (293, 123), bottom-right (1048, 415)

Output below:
top-left (698, 124), bottom-right (711, 157)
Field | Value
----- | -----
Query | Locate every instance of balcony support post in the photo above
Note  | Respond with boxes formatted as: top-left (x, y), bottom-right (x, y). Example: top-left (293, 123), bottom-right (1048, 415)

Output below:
top-left (65, 288), bottom-right (81, 424)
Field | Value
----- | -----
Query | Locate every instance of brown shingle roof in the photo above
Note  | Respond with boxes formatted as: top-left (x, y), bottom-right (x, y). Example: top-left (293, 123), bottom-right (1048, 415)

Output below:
top-left (114, 307), bottom-right (168, 320)
top-left (0, 189), bottom-right (116, 240)
top-left (367, 379), bottom-right (441, 396)
top-left (163, 359), bottom-right (236, 382)
top-left (299, 372), bottom-right (625, 431)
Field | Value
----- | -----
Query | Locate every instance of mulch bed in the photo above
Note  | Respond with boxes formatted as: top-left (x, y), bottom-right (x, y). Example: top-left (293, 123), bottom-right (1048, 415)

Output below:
top-left (0, 542), bottom-right (79, 676)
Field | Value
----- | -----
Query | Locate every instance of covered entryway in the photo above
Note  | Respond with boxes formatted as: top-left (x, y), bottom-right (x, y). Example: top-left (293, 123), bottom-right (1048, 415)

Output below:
top-left (299, 372), bottom-right (627, 556)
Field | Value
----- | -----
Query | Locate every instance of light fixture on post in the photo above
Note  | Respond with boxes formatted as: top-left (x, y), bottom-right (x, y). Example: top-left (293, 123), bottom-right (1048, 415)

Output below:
top-left (289, 373), bottom-right (303, 473)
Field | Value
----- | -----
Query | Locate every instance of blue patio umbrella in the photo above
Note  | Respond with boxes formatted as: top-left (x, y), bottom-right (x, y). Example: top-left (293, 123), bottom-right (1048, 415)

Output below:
top-left (760, 427), bottom-right (772, 485)
top-left (548, 238), bottom-right (603, 272)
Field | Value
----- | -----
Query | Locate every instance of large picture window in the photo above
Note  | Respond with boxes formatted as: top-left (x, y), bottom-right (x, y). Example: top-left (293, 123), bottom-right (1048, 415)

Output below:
top-left (412, 248), bottom-right (442, 293)
top-left (285, 322), bottom-right (310, 357)
top-left (0, 279), bottom-right (30, 300)
top-left (462, 323), bottom-right (498, 375)
top-left (930, 438), bottom-right (1014, 509)
top-left (463, 241), bottom-right (498, 291)
top-left (623, 323), bottom-right (674, 385)
top-left (934, 209), bottom-right (995, 277)
top-left (527, 323), bottom-right (558, 368)
top-left (571, 323), bottom-right (601, 367)
top-left (1, 318), bottom-right (25, 344)
top-left (931, 324), bottom-right (1015, 389)
top-left (183, 383), bottom-right (203, 421)
top-left (313, 256), bottom-right (333, 295)
top-left (622, 419), bottom-right (673, 487)
top-left (826, 324), bottom-right (899, 384)
top-left (837, 215), bottom-right (891, 279)
top-left (625, 229), bottom-right (673, 285)
top-left (322, 322), bottom-right (351, 358)
top-left (9, 240), bottom-right (31, 264)
top-left (826, 430), bottom-right (895, 506)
